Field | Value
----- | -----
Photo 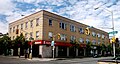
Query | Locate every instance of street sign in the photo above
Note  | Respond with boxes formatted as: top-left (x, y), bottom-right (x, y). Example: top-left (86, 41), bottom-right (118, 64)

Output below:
top-left (109, 31), bottom-right (118, 34)
top-left (51, 41), bottom-right (54, 46)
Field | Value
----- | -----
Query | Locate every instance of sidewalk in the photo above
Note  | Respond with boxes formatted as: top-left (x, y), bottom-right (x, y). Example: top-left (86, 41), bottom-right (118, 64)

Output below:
top-left (0, 55), bottom-right (63, 61)
top-left (0, 55), bottom-right (113, 61)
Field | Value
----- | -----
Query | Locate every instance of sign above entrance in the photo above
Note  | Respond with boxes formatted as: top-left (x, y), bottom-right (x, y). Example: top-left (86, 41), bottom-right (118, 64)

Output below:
top-left (35, 42), bottom-right (41, 44)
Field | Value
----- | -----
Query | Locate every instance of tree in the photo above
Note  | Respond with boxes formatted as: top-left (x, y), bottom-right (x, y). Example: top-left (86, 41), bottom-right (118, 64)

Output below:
top-left (0, 34), bottom-right (11, 55)
top-left (13, 33), bottom-right (26, 56)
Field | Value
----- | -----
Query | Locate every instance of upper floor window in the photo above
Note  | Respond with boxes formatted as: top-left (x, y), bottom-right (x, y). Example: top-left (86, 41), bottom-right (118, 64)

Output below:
top-left (25, 33), bottom-right (28, 40)
top-left (98, 40), bottom-right (101, 44)
top-left (97, 33), bottom-right (101, 38)
top-left (86, 39), bottom-right (90, 44)
top-left (13, 36), bottom-right (15, 40)
top-left (17, 25), bottom-right (19, 29)
top-left (70, 25), bottom-right (76, 32)
top-left (30, 20), bottom-right (33, 28)
top-left (36, 18), bottom-right (39, 26)
top-left (49, 19), bottom-right (52, 26)
top-left (25, 22), bottom-right (28, 29)
top-left (36, 31), bottom-right (39, 39)
top-left (30, 32), bottom-right (33, 38)
top-left (92, 32), bottom-right (96, 37)
top-left (10, 28), bottom-right (12, 33)
top-left (102, 34), bottom-right (105, 39)
top-left (48, 32), bottom-right (53, 39)
top-left (21, 23), bottom-right (23, 30)
top-left (13, 27), bottom-right (15, 32)
top-left (70, 36), bottom-right (76, 42)
top-left (92, 40), bottom-right (96, 45)
top-left (59, 22), bottom-right (67, 30)
top-left (79, 28), bottom-right (84, 34)
top-left (79, 38), bottom-right (84, 43)
top-left (60, 34), bottom-right (66, 41)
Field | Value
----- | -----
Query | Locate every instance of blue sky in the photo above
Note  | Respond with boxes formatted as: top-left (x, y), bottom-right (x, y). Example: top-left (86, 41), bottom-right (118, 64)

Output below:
top-left (0, 0), bottom-right (120, 38)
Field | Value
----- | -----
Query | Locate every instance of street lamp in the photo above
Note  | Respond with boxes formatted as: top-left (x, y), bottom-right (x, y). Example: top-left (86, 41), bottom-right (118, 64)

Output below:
top-left (95, 6), bottom-right (115, 58)
top-left (51, 33), bottom-right (61, 59)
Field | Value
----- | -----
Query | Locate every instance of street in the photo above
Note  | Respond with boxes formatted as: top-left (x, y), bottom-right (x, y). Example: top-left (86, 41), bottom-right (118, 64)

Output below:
top-left (0, 56), bottom-right (113, 64)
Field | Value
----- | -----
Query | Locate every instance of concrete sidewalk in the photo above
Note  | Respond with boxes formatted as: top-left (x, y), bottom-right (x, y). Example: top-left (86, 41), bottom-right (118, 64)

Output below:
top-left (0, 55), bottom-right (63, 61)
top-left (0, 55), bottom-right (113, 61)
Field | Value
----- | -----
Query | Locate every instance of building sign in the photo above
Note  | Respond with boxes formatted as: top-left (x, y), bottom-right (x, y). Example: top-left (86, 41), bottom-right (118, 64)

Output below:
top-left (35, 42), bottom-right (41, 44)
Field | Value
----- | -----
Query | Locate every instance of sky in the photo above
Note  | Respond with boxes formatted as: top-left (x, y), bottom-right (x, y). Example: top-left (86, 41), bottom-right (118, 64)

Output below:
top-left (0, 0), bottom-right (120, 38)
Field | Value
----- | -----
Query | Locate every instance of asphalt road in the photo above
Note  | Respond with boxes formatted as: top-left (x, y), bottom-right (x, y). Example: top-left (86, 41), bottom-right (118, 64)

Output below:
top-left (0, 56), bottom-right (113, 64)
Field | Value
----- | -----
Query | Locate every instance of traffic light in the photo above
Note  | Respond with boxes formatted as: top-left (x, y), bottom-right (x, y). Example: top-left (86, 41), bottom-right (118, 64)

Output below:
top-left (85, 27), bottom-right (90, 35)
top-left (111, 36), bottom-right (116, 43)
top-left (16, 29), bottom-right (19, 34)
top-left (57, 33), bottom-right (61, 39)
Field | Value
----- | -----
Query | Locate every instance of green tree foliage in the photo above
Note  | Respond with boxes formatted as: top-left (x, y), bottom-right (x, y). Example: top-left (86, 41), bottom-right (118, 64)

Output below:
top-left (0, 34), bottom-right (11, 55)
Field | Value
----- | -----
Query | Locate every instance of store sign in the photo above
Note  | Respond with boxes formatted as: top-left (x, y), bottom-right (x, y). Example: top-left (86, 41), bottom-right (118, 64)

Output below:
top-left (35, 42), bottom-right (41, 44)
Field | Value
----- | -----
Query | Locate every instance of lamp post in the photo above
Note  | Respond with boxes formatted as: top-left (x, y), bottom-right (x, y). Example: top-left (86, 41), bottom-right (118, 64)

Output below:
top-left (95, 7), bottom-right (115, 58)
top-left (51, 33), bottom-right (60, 59)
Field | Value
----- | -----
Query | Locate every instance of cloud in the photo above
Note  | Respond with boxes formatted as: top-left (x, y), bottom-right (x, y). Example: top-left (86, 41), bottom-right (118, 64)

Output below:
top-left (0, 0), bottom-right (120, 39)
top-left (0, 22), bottom-right (8, 34)
top-left (0, 0), bottom-right (16, 15)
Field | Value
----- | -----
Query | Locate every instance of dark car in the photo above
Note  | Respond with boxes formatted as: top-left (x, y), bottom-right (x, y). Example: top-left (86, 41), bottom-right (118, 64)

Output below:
top-left (93, 54), bottom-right (98, 58)
top-left (112, 57), bottom-right (120, 60)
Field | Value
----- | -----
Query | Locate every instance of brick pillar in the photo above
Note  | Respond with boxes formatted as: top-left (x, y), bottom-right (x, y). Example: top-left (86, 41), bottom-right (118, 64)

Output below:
top-left (76, 48), bottom-right (78, 56)
top-left (39, 45), bottom-right (43, 57)
top-left (55, 46), bottom-right (58, 57)
top-left (67, 47), bottom-right (69, 57)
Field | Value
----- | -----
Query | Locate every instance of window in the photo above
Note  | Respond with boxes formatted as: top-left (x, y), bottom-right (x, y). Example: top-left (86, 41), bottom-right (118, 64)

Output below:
top-left (70, 36), bottom-right (76, 42)
top-left (25, 33), bottom-right (28, 40)
top-left (92, 32), bottom-right (96, 37)
top-left (92, 40), bottom-right (96, 45)
top-left (36, 31), bottom-right (39, 39)
top-left (59, 22), bottom-right (67, 30)
top-left (30, 32), bottom-right (33, 38)
top-left (30, 20), bottom-right (33, 28)
top-left (17, 25), bottom-right (19, 29)
top-left (70, 25), bottom-right (76, 32)
top-left (49, 19), bottom-right (52, 26)
top-left (48, 32), bottom-right (53, 39)
top-left (102, 34), bottom-right (105, 39)
top-left (36, 18), bottom-right (39, 26)
top-left (98, 40), bottom-right (101, 44)
top-left (79, 38), bottom-right (84, 43)
top-left (13, 36), bottom-right (15, 40)
top-left (13, 27), bottom-right (15, 32)
top-left (97, 33), bottom-right (101, 38)
top-left (79, 28), bottom-right (84, 34)
top-left (86, 39), bottom-right (90, 44)
top-left (21, 24), bottom-right (23, 30)
top-left (25, 22), bottom-right (28, 29)
top-left (60, 34), bottom-right (66, 41)
top-left (10, 28), bottom-right (12, 33)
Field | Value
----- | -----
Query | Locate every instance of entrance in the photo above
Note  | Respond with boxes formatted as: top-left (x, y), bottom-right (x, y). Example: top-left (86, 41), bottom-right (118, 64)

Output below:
top-left (32, 44), bottom-right (39, 57)
top-left (58, 46), bottom-right (67, 57)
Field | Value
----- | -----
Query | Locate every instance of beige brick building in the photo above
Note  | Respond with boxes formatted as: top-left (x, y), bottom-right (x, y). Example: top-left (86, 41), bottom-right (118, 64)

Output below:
top-left (9, 10), bottom-right (109, 57)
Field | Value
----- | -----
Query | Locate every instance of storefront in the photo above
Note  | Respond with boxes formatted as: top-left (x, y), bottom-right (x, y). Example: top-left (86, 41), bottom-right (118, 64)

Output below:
top-left (30, 40), bottom-right (86, 58)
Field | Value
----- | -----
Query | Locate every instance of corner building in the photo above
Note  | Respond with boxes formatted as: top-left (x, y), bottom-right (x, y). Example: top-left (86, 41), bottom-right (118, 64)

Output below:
top-left (9, 10), bottom-right (109, 58)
